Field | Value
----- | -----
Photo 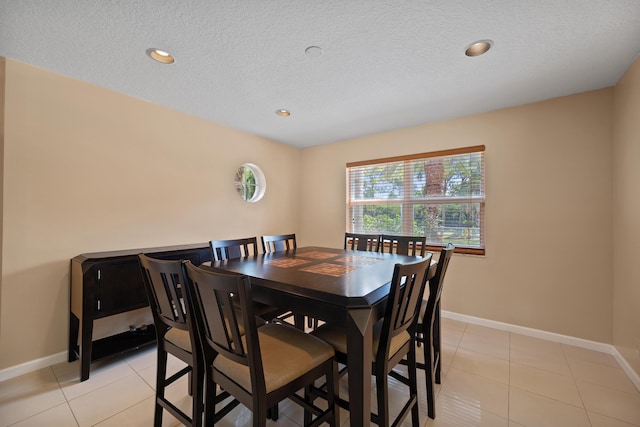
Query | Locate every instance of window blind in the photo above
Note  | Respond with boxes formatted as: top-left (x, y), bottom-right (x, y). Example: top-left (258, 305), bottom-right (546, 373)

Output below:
top-left (346, 145), bottom-right (485, 255)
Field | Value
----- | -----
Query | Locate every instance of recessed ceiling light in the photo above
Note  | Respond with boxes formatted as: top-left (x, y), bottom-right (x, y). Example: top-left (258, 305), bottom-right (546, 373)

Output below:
top-left (465, 40), bottom-right (492, 57)
top-left (276, 109), bottom-right (291, 117)
top-left (146, 48), bottom-right (175, 64)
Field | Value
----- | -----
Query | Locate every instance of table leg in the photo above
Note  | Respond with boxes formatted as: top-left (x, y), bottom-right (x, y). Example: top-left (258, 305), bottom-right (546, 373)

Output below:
top-left (346, 307), bottom-right (374, 426)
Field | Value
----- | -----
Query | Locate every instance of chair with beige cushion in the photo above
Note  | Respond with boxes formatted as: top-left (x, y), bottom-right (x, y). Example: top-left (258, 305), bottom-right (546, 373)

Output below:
top-left (138, 254), bottom-right (205, 427)
top-left (312, 254), bottom-right (433, 427)
top-left (415, 244), bottom-right (454, 419)
top-left (210, 237), bottom-right (289, 323)
top-left (344, 232), bottom-right (380, 252)
top-left (260, 233), bottom-right (314, 329)
top-left (378, 234), bottom-right (426, 256)
top-left (183, 261), bottom-right (339, 427)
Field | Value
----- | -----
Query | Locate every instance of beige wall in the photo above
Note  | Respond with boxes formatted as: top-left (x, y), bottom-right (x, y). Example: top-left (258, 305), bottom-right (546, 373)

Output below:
top-left (613, 56), bottom-right (640, 375)
top-left (300, 89), bottom-right (614, 343)
top-left (0, 59), bottom-right (301, 370)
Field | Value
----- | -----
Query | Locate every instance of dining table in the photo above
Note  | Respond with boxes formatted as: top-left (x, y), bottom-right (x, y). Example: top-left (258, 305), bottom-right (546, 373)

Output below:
top-left (204, 246), bottom-right (436, 426)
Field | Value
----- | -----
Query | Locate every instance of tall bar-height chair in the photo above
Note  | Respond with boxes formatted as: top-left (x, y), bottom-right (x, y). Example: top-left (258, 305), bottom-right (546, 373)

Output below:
top-left (183, 262), bottom-right (340, 427)
top-left (344, 232), bottom-right (380, 252)
top-left (261, 233), bottom-right (297, 253)
top-left (416, 244), bottom-right (454, 419)
top-left (378, 234), bottom-right (426, 256)
top-left (209, 237), bottom-right (288, 322)
top-left (312, 255), bottom-right (433, 427)
top-left (210, 237), bottom-right (259, 261)
top-left (138, 254), bottom-right (204, 427)
top-left (260, 233), bottom-right (312, 330)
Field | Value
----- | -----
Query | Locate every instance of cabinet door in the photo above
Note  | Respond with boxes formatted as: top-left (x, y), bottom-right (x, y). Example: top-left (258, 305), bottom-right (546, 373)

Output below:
top-left (96, 258), bottom-right (148, 318)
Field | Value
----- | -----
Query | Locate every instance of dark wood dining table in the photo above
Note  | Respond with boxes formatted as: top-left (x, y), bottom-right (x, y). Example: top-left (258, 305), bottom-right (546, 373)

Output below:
top-left (205, 246), bottom-right (436, 426)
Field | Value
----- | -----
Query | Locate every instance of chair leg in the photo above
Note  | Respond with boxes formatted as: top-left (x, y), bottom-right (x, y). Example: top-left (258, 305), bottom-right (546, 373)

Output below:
top-left (254, 404), bottom-right (268, 427)
top-left (424, 332), bottom-right (436, 419)
top-left (434, 303), bottom-right (442, 384)
top-left (329, 359), bottom-right (340, 427)
top-left (203, 376), bottom-right (216, 427)
top-left (375, 366), bottom-right (390, 427)
top-left (267, 404), bottom-right (279, 421)
top-left (407, 343), bottom-right (420, 427)
top-left (154, 348), bottom-right (168, 427)
top-left (191, 360), bottom-right (204, 427)
top-left (304, 384), bottom-right (313, 426)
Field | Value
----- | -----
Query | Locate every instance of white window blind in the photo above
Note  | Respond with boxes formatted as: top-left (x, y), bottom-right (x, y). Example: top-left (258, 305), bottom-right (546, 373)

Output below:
top-left (346, 145), bottom-right (485, 255)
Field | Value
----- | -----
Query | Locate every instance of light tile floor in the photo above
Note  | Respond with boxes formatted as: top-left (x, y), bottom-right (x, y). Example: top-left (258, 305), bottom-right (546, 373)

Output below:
top-left (1, 318), bottom-right (639, 426)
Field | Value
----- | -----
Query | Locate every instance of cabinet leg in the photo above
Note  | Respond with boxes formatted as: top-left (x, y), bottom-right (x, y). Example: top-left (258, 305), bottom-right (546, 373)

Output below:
top-left (80, 318), bottom-right (94, 381)
top-left (69, 313), bottom-right (79, 362)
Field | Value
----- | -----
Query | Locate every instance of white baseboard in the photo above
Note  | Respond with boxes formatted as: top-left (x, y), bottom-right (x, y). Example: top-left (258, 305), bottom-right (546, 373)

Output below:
top-left (442, 310), bottom-right (640, 392)
top-left (614, 351), bottom-right (640, 394)
top-left (0, 351), bottom-right (68, 383)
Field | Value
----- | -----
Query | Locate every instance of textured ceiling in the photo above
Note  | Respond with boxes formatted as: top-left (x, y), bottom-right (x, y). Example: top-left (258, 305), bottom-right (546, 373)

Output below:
top-left (1, 1), bottom-right (640, 148)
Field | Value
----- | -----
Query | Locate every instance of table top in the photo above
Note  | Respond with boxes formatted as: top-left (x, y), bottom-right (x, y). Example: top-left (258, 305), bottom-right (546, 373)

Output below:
top-left (209, 246), bottom-right (428, 308)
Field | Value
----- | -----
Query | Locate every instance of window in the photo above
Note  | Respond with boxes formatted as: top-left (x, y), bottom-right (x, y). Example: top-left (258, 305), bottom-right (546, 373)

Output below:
top-left (234, 163), bottom-right (266, 202)
top-left (346, 145), bottom-right (485, 255)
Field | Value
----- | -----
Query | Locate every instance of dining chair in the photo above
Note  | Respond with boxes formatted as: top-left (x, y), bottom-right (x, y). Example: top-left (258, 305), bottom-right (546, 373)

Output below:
top-left (260, 233), bottom-right (314, 329)
top-left (183, 262), bottom-right (340, 427)
top-left (415, 243), bottom-right (454, 419)
top-left (312, 254), bottom-right (433, 427)
top-left (209, 238), bottom-right (288, 323)
top-left (344, 232), bottom-right (380, 252)
top-left (378, 234), bottom-right (426, 257)
top-left (261, 233), bottom-right (297, 253)
top-left (210, 237), bottom-right (259, 260)
top-left (138, 254), bottom-right (204, 427)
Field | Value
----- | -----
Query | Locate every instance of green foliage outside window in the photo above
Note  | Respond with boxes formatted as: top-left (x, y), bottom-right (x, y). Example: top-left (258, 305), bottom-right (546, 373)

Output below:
top-left (235, 164), bottom-right (265, 202)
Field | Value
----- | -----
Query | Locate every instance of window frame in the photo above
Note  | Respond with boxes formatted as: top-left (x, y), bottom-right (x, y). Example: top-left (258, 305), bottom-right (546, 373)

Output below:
top-left (346, 145), bottom-right (486, 255)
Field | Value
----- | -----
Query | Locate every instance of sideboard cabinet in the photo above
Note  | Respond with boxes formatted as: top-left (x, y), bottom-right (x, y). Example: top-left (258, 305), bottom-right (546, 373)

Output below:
top-left (69, 243), bottom-right (211, 381)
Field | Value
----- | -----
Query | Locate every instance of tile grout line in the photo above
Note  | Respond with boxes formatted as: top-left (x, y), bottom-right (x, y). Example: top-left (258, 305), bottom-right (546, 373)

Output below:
top-left (562, 345), bottom-right (596, 427)
top-left (5, 366), bottom-right (79, 427)
top-left (51, 365), bottom-right (82, 427)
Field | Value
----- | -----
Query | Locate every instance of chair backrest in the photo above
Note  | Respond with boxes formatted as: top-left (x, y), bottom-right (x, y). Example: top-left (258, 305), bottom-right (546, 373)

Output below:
top-left (377, 254), bottom-right (433, 363)
top-left (344, 232), bottom-right (380, 252)
top-left (261, 233), bottom-right (297, 253)
top-left (183, 262), bottom-right (266, 392)
top-left (424, 244), bottom-right (454, 320)
top-left (378, 234), bottom-right (426, 257)
top-left (210, 237), bottom-right (259, 261)
top-left (138, 254), bottom-right (191, 332)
